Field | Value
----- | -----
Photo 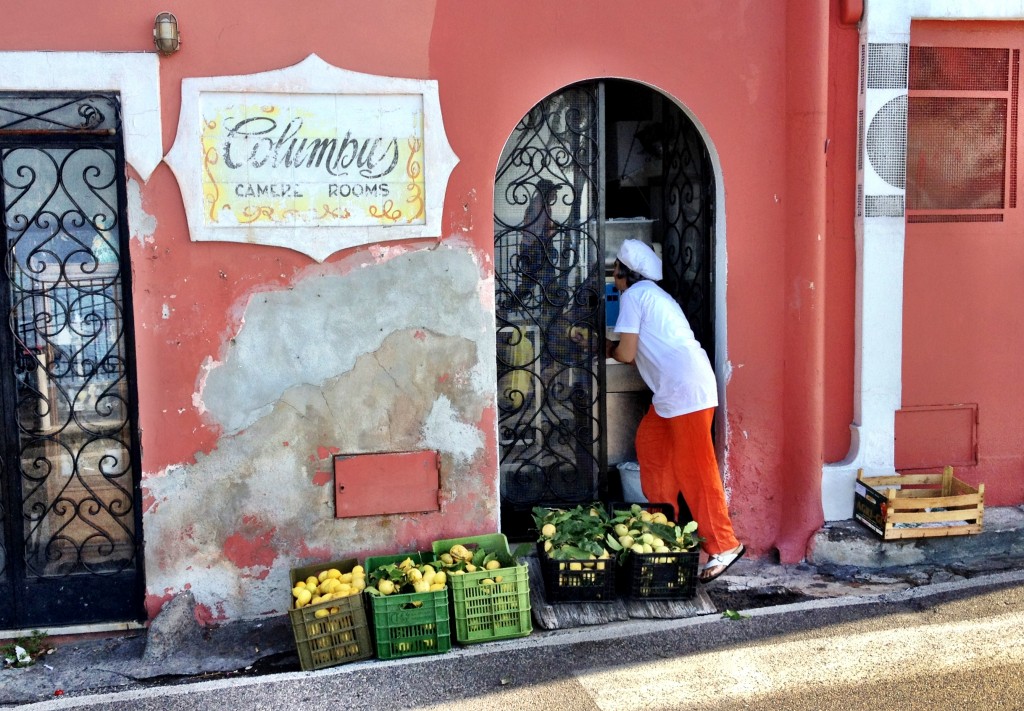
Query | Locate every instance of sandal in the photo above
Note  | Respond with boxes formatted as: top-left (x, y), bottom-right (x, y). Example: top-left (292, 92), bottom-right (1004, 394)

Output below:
top-left (699, 544), bottom-right (746, 584)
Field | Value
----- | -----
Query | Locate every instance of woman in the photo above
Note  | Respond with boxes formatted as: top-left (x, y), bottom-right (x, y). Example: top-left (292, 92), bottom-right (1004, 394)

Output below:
top-left (606, 239), bottom-right (744, 583)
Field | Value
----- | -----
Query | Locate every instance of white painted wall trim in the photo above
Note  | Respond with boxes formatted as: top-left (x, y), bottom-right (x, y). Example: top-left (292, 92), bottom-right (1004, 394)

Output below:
top-left (822, 1), bottom-right (1024, 520)
top-left (0, 52), bottom-right (163, 181)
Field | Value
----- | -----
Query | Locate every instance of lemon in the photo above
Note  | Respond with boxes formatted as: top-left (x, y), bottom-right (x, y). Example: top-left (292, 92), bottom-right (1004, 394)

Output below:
top-left (398, 557), bottom-right (415, 570)
top-left (541, 523), bottom-right (557, 537)
top-left (481, 578), bottom-right (495, 586)
top-left (543, 540), bottom-right (553, 552)
top-left (306, 576), bottom-right (319, 588)
top-left (640, 511), bottom-right (653, 522)
top-left (351, 565), bottom-right (364, 575)
top-left (314, 608), bottom-right (329, 619)
top-left (485, 559), bottom-right (501, 571)
top-left (292, 586), bottom-right (306, 598)
top-left (326, 568), bottom-right (342, 580)
top-left (378, 579), bottom-right (396, 595)
top-left (413, 579), bottom-right (430, 593)
top-left (295, 589), bottom-right (313, 606)
top-left (339, 572), bottom-right (353, 583)
top-left (494, 575), bottom-right (503, 583)
top-left (406, 568), bottom-right (423, 582)
top-left (440, 553), bottom-right (454, 565)
top-left (318, 570), bottom-right (330, 583)
top-left (429, 583), bottom-right (445, 591)
top-left (619, 535), bottom-right (635, 549)
top-left (465, 563), bottom-right (477, 572)
top-left (568, 562), bottom-right (582, 571)
top-left (433, 571), bottom-right (446, 586)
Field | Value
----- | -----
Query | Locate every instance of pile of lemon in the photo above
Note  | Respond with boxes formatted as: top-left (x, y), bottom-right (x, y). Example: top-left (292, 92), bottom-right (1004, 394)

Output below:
top-left (434, 544), bottom-right (506, 587)
top-left (371, 557), bottom-right (447, 596)
top-left (292, 565), bottom-right (366, 616)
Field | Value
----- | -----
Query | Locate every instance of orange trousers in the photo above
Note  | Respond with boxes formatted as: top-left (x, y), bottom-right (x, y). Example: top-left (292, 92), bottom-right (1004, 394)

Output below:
top-left (635, 406), bottom-right (739, 556)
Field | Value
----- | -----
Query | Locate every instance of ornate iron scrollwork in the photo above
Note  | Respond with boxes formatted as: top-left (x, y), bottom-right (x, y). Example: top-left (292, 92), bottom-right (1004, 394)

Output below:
top-left (494, 85), bottom-right (603, 511)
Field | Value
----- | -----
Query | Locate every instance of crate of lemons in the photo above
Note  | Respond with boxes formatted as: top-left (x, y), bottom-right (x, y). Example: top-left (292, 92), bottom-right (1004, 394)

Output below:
top-left (607, 503), bottom-right (703, 600)
top-left (532, 504), bottom-right (618, 602)
top-left (363, 552), bottom-right (452, 660)
top-left (287, 558), bottom-right (374, 672)
top-left (431, 534), bottom-right (533, 644)
top-left (533, 502), bottom-right (703, 602)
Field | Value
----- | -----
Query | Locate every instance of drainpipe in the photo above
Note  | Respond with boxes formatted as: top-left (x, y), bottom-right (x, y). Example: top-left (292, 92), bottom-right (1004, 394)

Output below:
top-left (778, 0), bottom-right (830, 561)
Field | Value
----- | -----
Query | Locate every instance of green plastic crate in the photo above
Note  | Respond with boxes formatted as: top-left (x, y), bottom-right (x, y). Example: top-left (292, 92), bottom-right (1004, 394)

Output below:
top-left (364, 552), bottom-right (451, 660)
top-left (432, 533), bottom-right (532, 644)
top-left (288, 558), bottom-right (374, 671)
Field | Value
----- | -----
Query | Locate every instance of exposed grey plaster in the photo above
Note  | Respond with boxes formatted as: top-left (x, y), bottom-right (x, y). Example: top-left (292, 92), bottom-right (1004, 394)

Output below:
top-left (145, 326), bottom-right (492, 621)
top-left (126, 177), bottom-right (157, 247)
top-left (422, 395), bottom-right (483, 464)
top-left (201, 247), bottom-right (491, 434)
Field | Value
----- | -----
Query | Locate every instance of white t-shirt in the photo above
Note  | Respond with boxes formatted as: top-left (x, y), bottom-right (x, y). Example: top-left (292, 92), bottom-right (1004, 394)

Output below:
top-left (614, 280), bottom-right (718, 418)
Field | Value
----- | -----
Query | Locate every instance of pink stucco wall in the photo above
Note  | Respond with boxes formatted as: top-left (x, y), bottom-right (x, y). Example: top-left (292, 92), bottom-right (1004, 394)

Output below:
top-left (0, 0), bottom-right (866, 621)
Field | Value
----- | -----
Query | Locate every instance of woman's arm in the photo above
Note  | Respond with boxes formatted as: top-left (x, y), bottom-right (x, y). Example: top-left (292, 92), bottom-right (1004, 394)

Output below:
top-left (606, 332), bottom-right (639, 364)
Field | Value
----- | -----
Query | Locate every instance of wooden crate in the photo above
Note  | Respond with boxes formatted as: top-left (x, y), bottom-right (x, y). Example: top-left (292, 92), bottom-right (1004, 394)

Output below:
top-left (854, 466), bottom-right (984, 540)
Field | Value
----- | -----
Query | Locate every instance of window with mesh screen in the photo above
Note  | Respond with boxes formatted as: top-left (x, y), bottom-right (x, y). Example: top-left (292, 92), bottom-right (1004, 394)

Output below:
top-left (906, 43), bottom-right (1018, 223)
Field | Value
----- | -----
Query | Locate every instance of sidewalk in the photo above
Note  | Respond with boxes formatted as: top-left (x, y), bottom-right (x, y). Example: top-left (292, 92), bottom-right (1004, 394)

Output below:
top-left (4, 506), bottom-right (1024, 707)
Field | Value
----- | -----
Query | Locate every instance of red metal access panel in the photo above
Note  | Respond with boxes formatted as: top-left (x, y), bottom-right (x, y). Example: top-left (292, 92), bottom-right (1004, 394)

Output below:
top-left (334, 450), bottom-right (441, 518)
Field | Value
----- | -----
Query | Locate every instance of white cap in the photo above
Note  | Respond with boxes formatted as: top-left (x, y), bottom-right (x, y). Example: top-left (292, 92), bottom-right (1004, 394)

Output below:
top-left (617, 238), bottom-right (663, 281)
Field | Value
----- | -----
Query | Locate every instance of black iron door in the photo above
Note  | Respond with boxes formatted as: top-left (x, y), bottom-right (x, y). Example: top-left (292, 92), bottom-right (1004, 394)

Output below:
top-left (494, 84), bottom-right (604, 532)
top-left (493, 81), bottom-right (716, 536)
top-left (0, 93), bottom-right (144, 628)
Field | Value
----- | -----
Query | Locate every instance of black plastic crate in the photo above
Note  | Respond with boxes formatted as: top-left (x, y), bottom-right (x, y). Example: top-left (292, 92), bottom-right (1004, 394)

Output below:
top-left (536, 543), bottom-right (617, 603)
top-left (618, 549), bottom-right (699, 600)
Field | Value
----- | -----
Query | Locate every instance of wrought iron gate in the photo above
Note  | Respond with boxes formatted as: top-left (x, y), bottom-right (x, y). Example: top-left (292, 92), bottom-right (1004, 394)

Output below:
top-left (0, 93), bottom-right (144, 628)
top-left (494, 84), bottom-right (604, 530)
top-left (493, 80), bottom-right (715, 535)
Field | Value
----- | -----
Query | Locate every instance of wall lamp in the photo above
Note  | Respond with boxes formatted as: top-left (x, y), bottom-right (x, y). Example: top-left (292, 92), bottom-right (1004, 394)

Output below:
top-left (153, 12), bottom-right (181, 55)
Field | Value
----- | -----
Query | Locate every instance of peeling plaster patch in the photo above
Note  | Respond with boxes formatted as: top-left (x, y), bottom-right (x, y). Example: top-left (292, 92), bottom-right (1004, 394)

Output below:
top-left (126, 177), bottom-right (157, 246)
top-left (201, 248), bottom-right (492, 434)
top-left (144, 327), bottom-right (492, 621)
top-left (421, 395), bottom-right (483, 464)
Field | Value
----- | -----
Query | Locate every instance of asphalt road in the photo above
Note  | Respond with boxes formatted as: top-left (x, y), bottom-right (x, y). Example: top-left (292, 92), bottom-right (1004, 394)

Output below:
top-left (20, 572), bottom-right (1024, 711)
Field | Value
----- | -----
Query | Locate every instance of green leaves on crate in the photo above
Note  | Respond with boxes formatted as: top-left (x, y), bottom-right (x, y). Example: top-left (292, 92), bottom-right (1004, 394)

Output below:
top-left (533, 504), bottom-right (617, 562)
top-left (367, 558), bottom-right (447, 596)
top-left (607, 504), bottom-right (702, 555)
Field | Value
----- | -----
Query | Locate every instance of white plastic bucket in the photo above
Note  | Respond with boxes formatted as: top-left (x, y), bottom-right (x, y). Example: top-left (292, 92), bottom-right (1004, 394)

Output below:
top-left (618, 461), bottom-right (647, 503)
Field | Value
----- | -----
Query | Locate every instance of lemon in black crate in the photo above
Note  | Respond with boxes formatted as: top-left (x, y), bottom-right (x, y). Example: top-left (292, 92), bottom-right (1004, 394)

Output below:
top-left (606, 502), bottom-right (703, 600)
top-left (533, 504), bottom-right (618, 603)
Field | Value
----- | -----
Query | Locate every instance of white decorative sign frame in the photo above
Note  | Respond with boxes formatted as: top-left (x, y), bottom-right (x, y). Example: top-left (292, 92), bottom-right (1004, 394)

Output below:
top-left (165, 54), bottom-right (459, 262)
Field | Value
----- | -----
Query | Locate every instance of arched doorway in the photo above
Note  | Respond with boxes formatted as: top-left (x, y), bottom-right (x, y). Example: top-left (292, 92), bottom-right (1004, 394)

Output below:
top-left (493, 79), bottom-right (716, 537)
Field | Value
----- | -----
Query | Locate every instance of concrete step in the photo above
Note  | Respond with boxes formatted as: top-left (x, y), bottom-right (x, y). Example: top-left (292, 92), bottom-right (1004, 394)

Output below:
top-left (808, 505), bottom-right (1024, 572)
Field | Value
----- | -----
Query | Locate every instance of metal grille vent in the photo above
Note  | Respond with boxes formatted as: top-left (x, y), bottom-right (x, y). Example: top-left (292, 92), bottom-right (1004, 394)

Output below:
top-left (857, 109), bottom-right (864, 172)
top-left (867, 43), bottom-right (909, 90)
top-left (865, 195), bottom-right (905, 217)
top-left (909, 46), bottom-right (1009, 91)
top-left (867, 95), bottom-right (908, 190)
top-left (860, 42), bottom-right (867, 95)
top-left (856, 183), bottom-right (864, 218)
